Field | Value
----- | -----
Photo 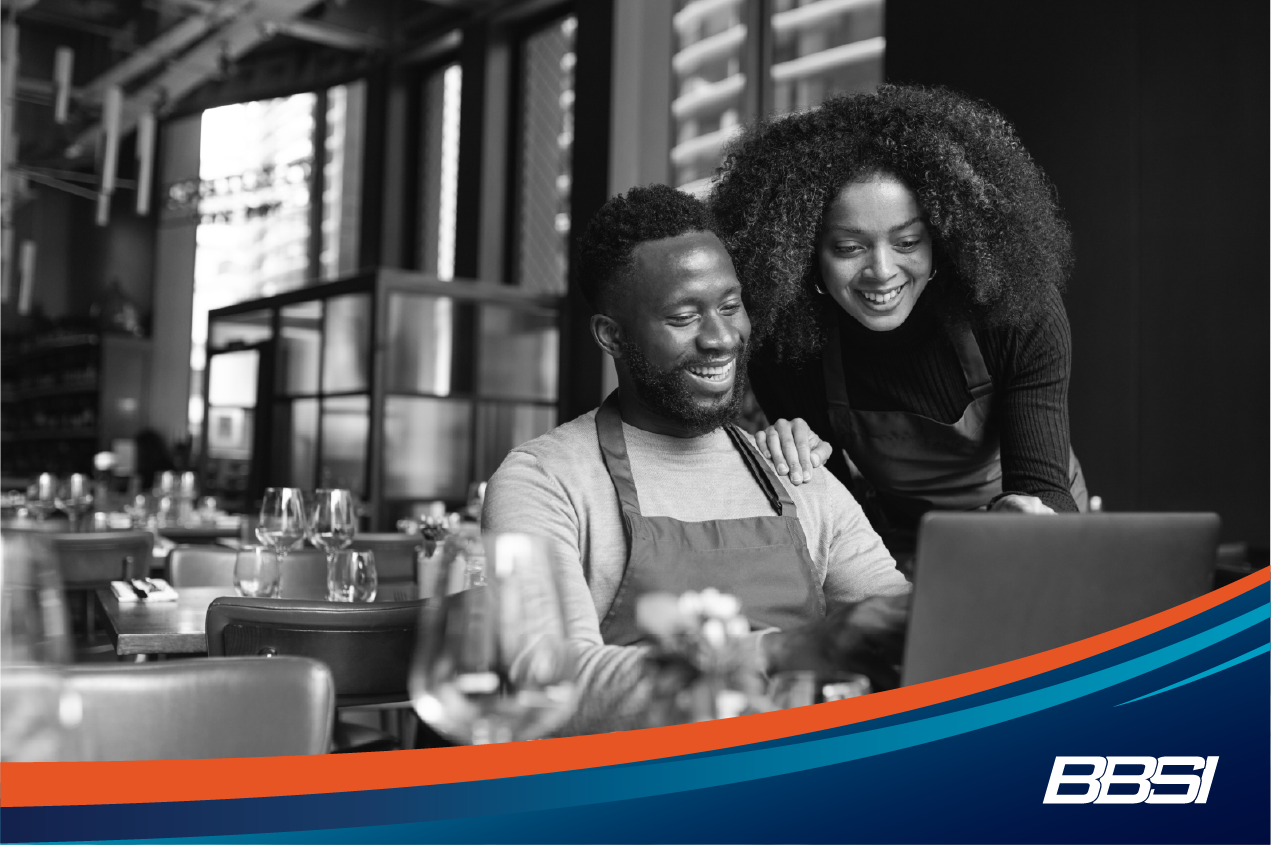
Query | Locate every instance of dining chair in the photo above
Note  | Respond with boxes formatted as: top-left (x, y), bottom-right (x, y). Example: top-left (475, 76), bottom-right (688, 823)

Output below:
top-left (348, 533), bottom-right (422, 585)
top-left (205, 596), bottom-right (423, 752)
top-left (0, 657), bottom-right (335, 761)
top-left (167, 545), bottom-right (328, 597)
top-left (28, 530), bottom-right (153, 652)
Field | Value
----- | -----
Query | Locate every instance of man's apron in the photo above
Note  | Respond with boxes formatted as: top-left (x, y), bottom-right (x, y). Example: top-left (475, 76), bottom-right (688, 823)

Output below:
top-left (821, 314), bottom-right (1088, 555)
top-left (594, 392), bottom-right (824, 645)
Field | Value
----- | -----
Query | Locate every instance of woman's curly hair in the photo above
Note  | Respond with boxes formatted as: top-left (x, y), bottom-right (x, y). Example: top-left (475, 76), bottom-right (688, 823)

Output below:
top-left (710, 84), bottom-right (1073, 362)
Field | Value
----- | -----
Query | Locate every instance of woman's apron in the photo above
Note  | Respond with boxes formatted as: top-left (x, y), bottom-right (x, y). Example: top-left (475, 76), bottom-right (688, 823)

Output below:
top-left (821, 314), bottom-right (1088, 558)
top-left (595, 392), bottom-right (824, 645)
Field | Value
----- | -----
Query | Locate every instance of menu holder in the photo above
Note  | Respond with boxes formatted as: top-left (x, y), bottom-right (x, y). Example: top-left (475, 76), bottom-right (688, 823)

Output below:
top-left (109, 578), bottom-right (179, 603)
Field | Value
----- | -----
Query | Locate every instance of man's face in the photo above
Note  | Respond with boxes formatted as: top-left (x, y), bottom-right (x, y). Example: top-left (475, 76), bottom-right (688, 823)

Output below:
top-left (616, 231), bottom-right (751, 434)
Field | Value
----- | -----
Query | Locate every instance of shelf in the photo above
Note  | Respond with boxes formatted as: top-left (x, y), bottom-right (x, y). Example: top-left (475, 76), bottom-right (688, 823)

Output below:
top-left (9, 429), bottom-right (98, 441)
top-left (14, 381), bottom-right (100, 399)
top-left (22, 333), bottom-right (99, 353)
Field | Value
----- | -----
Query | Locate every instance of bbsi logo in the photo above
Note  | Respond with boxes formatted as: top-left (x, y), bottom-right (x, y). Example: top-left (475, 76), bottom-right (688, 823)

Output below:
top-left (1043, 756), bottom-right (1219, 804)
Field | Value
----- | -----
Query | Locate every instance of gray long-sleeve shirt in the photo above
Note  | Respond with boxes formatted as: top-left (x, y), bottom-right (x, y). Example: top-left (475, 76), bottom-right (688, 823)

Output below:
top-left (482, 409), bottom-right (909, 736)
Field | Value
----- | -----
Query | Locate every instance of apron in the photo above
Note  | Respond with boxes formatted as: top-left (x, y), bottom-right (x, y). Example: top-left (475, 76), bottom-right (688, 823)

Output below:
top-left (822, 313), bottom-right (1088, 555)
top-left (595, 392), bottom-right (824, 646)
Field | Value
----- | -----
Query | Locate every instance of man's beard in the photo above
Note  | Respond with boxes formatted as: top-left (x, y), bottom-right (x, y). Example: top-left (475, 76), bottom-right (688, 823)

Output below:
top-left (620, 339), bottom-right (750, 436)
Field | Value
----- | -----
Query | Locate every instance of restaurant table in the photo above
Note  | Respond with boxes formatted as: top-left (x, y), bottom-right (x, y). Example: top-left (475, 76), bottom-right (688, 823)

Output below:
top-left (95, 584), bottom-right (421, 657)
top-left (157, 525), bottom-right (241, 544)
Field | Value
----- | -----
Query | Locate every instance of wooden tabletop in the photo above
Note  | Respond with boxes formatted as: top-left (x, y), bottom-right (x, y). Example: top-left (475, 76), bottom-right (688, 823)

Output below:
top-left (96, 583), bottom-right (420, 657)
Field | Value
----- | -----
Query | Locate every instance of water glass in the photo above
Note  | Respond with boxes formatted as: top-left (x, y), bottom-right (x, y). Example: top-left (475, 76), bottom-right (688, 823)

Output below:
top-left (327, 550), bottom-right (377, 603)
top-left (410, 532), bottom-right (577, 744)
top-left (233, 547), bottom-right (281, 598)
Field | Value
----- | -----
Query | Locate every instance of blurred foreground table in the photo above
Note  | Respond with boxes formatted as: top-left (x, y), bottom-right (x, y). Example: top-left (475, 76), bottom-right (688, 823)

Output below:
top-left (96, 584), bottom-right (420, 657)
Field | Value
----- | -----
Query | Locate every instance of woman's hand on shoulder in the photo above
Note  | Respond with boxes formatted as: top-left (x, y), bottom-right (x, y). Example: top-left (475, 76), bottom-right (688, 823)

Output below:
top-left (990, 494), bottom-right (1056, 515)
top-left (754, 418), bottom-right (833, 485)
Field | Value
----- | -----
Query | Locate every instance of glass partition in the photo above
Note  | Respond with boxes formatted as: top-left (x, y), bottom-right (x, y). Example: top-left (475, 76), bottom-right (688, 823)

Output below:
top-left (209, 310), bottom-right (273, 350)
top-left (272, 397), bottom-right (318, 489)
top-left (383, 397), bottom-right (472, 499)
top-left (204, 269), bottom-right (561, 527)
top-left (320, 395), bottom-right (369, 494)
top-left (278, 301), bottom-right (322, 394)
top-left (478, 304), bottom-right (558, 401)
top-left (322, 294), bottom-right (371, 393)
top-left (384, 293), bottom-right (469, 396)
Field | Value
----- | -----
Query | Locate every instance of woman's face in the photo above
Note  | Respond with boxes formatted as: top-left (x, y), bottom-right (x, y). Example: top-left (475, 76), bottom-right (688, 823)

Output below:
top-left (818, 174), bottom-right (934, 332)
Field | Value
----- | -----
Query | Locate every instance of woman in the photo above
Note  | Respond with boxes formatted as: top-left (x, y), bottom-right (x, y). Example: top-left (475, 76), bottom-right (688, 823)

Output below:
top-left (710, 85), bottom-right (1087, 557)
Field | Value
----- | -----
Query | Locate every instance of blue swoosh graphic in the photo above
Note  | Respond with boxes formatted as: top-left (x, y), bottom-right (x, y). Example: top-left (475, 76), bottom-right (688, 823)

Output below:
top-left (1116, 642), bottom-right (1270, 706)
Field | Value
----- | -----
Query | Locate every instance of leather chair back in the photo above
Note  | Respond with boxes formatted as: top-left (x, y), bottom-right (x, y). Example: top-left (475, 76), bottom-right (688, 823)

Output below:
top-left (167, 544), bottom-right (236, 587)
top-left (1, 657), bottom-right (335, 761)
top-left (206, 597), bottom-right (422, 706)
top-left (29, 531), bottom-right (152, 587)
top-left (168, 545), bottom-right (328, 598)
top-left (348, 533), bottom-right (421, 583)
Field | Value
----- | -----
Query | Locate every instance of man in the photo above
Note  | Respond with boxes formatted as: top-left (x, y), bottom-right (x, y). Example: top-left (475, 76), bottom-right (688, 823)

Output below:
top-left (482, 185), bottom-right (909, 735)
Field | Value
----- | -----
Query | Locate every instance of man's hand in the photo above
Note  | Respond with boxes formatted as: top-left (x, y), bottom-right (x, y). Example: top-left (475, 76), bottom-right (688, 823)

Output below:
top-left (990, 494), bottom-right (1055, 515)
top-left (753, 418), bottom-right (834, 485)
top-left (762, 592), bottom-right (910, 691)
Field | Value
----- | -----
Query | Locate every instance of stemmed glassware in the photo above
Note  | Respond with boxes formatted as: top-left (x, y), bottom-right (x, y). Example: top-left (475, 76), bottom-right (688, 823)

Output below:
top-left (54, 474), bottom-right (93, 531)
top-left (25, 474), bottom-right (59, 522)
top-left (256, 487), bottom-right (308, 585)
top-left (309, 489), bottom-right (359, 600)
top-left (309, 488), bottom-right (357, 555)
top-left (409, 532), bottom-right (577, 745)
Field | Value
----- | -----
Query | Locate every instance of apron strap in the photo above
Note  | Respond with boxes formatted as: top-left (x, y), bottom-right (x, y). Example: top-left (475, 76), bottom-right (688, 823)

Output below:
top-left (948, 320), bottom-right (994, 400)
top-left (724, 425), bottom-right (795, 517)
top-left (596, 391), bottom-right (644, 518)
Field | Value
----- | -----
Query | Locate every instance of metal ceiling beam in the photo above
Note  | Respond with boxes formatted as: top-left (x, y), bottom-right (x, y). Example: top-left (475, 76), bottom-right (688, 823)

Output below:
top-left (67, 0), bottom-right (323, 159)
top-left (78, 0), bottom-right (256, 105)
top-left (272, 18), bottom-right (385, 51)
top-left (154, 0), bottom-right (385, 50)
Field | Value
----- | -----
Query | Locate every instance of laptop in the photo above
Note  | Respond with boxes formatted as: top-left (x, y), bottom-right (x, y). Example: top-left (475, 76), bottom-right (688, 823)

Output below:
top-left (900, 512), bottom-right (1221, 687)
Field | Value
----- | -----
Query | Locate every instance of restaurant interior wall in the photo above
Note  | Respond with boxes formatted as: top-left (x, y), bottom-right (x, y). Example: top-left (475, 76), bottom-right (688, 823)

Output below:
top-left (885, 0), bottom-right (1270, 548)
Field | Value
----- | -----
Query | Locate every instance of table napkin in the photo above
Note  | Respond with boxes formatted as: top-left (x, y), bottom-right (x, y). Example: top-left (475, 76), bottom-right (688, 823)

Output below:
top-left (110, 579), bottom-right (179, 603)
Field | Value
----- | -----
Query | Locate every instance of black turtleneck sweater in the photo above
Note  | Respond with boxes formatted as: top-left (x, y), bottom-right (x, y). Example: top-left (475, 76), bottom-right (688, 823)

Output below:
top-left (748, 284), bottom-right (1079, 520)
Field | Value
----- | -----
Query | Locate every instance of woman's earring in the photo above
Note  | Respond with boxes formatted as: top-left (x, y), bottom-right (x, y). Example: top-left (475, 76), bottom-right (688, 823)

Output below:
top-left (928, 267), bottom-right (938, 282)
top-left (813, 282), bottom-right (827, 295)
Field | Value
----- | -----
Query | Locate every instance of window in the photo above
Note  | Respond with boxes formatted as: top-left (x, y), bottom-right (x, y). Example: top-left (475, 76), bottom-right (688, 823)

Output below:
top-left (671, 0), bottom-right (884, 192)
top-left (186, 83), bottom-right (365, 441)
top-left (512, 14), bottom-right (577, 295)
top-left (418, 63), bottom-right (462, 280)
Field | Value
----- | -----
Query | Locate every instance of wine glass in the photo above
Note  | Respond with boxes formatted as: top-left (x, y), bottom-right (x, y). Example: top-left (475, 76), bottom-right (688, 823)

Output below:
top-left (309, 488), bottom-right (357, 586)
top-left (54, 474), bottom-right (93, 531)
top-left (409, 532), bottom-right (577, 745)
top-left (327, 550), bottom-right (377, 603)
top-left (25, 474), bottom-right (59, 522)
top-left (256, 487), bottom-right (308, 573)
top-left (233, 547), bottom-right (281, 598)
